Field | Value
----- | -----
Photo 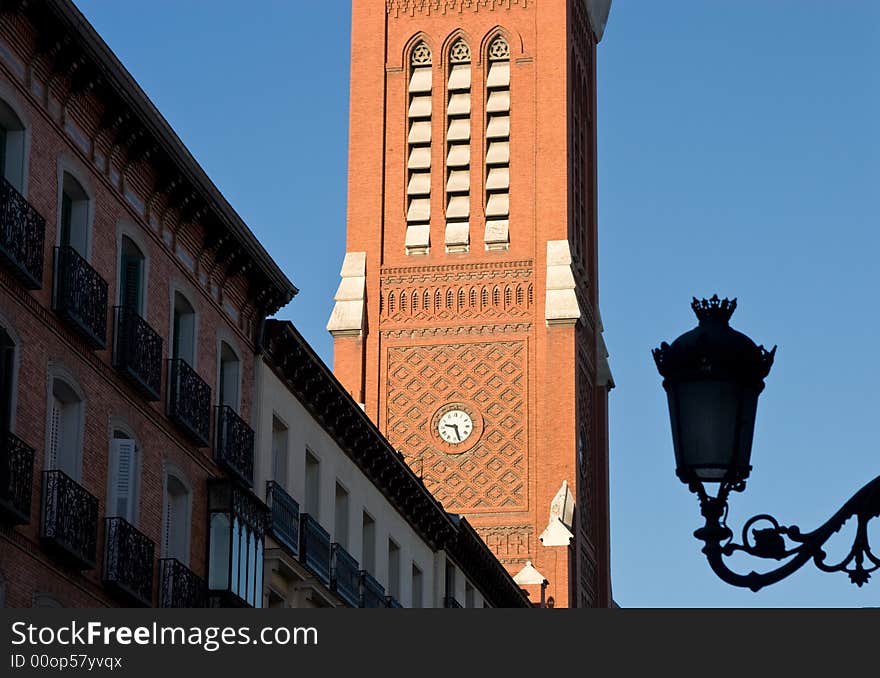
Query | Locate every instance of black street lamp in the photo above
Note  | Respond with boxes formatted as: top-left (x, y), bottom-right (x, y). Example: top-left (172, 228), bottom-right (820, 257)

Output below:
top-left (654, 295), bottom-right (880, 591)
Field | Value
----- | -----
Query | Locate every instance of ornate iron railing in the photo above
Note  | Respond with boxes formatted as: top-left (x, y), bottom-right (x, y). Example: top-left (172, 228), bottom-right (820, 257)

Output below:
top-left (0, 175), bottom-right (44, 289)
top-left (299, 513), bottom-right (331, 586)
top-left (103, 517), bottom-right (155, 606)
top-left (331, 543), bottom-right (360, 607)
top-left (113, 306), bottom-right (162, 401)
top-left (167, 359), bottom-right (211, 447)
top-left (159, 558), bottom-right (207, 608)
top-left (53, 246), bottom-right (108, 349)
top-left (40, 470), bottom-right (98, 570)
top-left (266, 481), bottom-right (299, 556)
top-left (0, 431), bottom-right (34, 525)
top-left (443, 596), bottom-right (463, 609)
top-left (385, 596), bottom-right (403, 608)
top-left (215, 406), bottom-right (254, 487)
top-left (359, 570), bottom-right (387, 608)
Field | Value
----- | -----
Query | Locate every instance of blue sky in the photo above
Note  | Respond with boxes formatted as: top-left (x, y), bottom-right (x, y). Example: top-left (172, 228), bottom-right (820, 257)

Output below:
top-left (74, 1), bottom-right (879, 607)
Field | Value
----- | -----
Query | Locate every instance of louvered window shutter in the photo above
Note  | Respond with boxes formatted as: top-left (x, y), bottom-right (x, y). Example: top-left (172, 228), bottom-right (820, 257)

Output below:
top-left (48, 397), bottom-right (61, 470)
top-left (60, 193), bottom-right (73, 248)
top-left (120, 255), bottom-right (142, 312)
top-left (163, 493), bottom-right (173, 557)
top-left (111, 439), bottom-right (136, 522)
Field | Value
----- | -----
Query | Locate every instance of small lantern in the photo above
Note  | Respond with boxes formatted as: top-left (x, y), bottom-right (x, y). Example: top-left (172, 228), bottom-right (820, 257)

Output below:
top-left (653, 296), bottom-right (776, 484)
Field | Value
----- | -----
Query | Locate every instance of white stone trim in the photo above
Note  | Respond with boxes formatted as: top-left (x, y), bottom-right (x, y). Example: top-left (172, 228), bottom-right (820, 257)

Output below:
top-left (544, 240), bottom-right (582, 325)
top-left (327, 252), bottom-right (367, 336)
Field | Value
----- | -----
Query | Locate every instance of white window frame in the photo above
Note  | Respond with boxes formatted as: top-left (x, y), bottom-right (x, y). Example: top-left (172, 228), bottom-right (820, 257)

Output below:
top-left (105, 419), bottom-right (142, 526)
top-left (0, 84), bottom-right (31, 196)
top-left (44, 363), bottom-right (86, 482)
top-left (161, 462), bottom-right (193, 565)
top-left (115, 221), bottom-right (151, 316)
top-left (55, 157), bottom-right (95, 261)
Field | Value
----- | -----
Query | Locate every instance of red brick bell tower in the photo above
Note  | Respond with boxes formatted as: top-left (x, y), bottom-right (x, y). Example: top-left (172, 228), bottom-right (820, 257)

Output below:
top-left (328, 0), bottom-right (614, 607)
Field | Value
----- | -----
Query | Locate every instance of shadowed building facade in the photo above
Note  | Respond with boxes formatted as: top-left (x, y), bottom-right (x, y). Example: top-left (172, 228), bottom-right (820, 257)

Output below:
top-left (329, 0), bottom-right (615, 607)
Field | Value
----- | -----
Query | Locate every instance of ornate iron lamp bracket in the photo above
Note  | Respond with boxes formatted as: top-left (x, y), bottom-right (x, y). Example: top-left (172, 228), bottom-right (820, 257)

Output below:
top-left (689, 476), bottom-right (880, 591)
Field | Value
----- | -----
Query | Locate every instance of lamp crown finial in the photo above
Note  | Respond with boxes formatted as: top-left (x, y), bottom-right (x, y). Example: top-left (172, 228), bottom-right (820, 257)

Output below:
top-left (692, 294), bottom-right (736, 323)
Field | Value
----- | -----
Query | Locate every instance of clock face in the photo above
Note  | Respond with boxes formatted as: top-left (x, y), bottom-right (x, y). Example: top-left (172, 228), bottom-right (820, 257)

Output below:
top-left (437, 409), bottom-right (474, 445)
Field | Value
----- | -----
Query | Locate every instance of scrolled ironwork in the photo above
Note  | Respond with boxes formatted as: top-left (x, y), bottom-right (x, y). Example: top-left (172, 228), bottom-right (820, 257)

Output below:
top-left (690, 475), bottom-right (880, 591)
top-left (266, 481), bottom-right (299, 556)
top-left (0, 430), bottom-right (34, 524)
top-left (113, 306), bottom-right (162, 401)
top-left (53, 245), bottom-right (108, 349)
top-left (331, 543), bottom-right (360, 607)
top-left (0, 175), bottom-right (45, 289)
top-left (40, 470), bottom-right (99, 570)
top-left (103, 517), bottom-right (155, 606)
top-left (159, 558), bottom-right (207, 608)
top-left (167, 358), bottom-right (211, 446)
top-left (215, 405), bottom-right (254, 487)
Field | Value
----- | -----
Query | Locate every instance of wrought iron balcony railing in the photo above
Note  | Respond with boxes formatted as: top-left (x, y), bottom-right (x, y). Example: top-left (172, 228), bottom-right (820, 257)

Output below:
top-left (53, 245), bottom-right (108, 349)
top-left (385, 595), bottom-right (403, 608)
top-left (159, 558), bottom-right (207, 608)
top-left (266, 481), bottom-right (299, 556)
top-left (443, 596), bottom-right (463, 609)
top-left (359, 570), bottom-right (387, 608)
top-left (215, 406), bottom-right (254, 487)
top-left (0, 431), bottom-right (34, 525)
top-left (167, 359), bottom-right (211, 447)
top-left (41, 470), bottom-right (99, 570)
top-left (103, 517), bottom-right (155, 607)
top-left (331, 543), bottom-right (360, 608)
top-left (113, 306), bottom-right (162, 401)
top-left (0, 175), bottom-right (44, 289)
top-left (299, 513), bottom-right (331, 586)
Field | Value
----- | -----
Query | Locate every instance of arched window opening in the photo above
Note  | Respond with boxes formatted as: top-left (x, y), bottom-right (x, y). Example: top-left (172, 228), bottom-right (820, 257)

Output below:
top-left (0, 99), bottom-right (26, 193)
top-left (445, 38), bottom-right (472, 253)
top-left (47, 377), bottom-right (83, 480)
top-left (171, 291), bottom-right (196, 366)
top-left (406, 41), bottom-right (433, 256)
top-left (119, 236), bottom-right (145, 314)
top-left (108, 429), bottom-right (139, 523)
top-left (412, 291), bottom-right (419, 311)
top-left (481, 287), bottom-right (489, 309)
top-left (492, 286), bottom-right (501, 307)
top-left (59, 172), bottom-right (89, 257)
top-left (446, 289), bottom-right (454, 309)
top-left (218, 341), bottom-right (240, 411)
top-left (163, 471), bottom-right (192, 564)
top-left (388, 292), bottom-right (396, 314)
top-left (484, 35), bottom-right (511, 251)
top-left (0, 327), bottom-right (14, 434)
top-left (458, 288), bottom-right (465, 310)
top-left (469, 288), bottom-right (477, 308)
top-left (435, 289), bottom-right (442, 310)
top-left (424, 290), bottom-right (431, 310)
top-left (400, 291), bottom-right (407, 312)
top-left (504, 286), bottom-right (512, 308)
top-left (516, 285), bottom-right (524, 306)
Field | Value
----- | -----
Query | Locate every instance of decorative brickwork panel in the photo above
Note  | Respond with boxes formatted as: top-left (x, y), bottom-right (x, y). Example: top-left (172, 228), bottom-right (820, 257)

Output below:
top-left (386, 0), bottom-right (531, 18)
top-left (386, 341), bottom-right (527, 512)
top-left (475, 525), bottom-right (532, 566)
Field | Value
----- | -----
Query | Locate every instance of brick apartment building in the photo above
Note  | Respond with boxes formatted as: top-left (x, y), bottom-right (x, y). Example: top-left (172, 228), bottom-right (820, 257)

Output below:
top-left (329, 0), bottom-right (615, 606)
top-left (0, 0), bottom-right (532, 609)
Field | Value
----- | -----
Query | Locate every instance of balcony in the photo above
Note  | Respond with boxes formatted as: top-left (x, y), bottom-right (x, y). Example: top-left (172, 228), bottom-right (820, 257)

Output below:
top-left (266, 481), bottom-right (299, 556)
top-left (113, 306), bottom-right (162, 401)
top-left (0, 175), bottom-right (44, 289)
top-left (103, 517), bottom-right (155, 607)
top-left (331, 543), bottom-right (360, 608)
top-left (53, 246), bottom-right (108, 349)
top-left (385, 596), bottom-right (403, 608)
top-left (299, 513), bottom-right (331, 586)
top-left (40, 470), bottom-right (98, 570)
top-left (215, 406), bottom-right (254, 486)
top-left (159, 558), bottom-right (207, 608)
top-left (0, 431), bottom-right (34, 525)
top-left (443, 596), bottom-right (463, 609)
top-left (167, 359), bottom-right (211, 447)
top-left (359, 570), bottom-right (387, 608)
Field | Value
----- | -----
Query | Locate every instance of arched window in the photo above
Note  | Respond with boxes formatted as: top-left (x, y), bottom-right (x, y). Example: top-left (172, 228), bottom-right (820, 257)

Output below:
top-left (493, 286), bottom-right (501, 306)
top-left (406, 41), bottom-right (433, 256)
top-left (400, 291), bottom-right (407, 312)
top-left (388, 292), bottom-right (396, 314)
top-left (481, 287), bottom-right (489, 309)
top-left (119, 235), bottom-right (146, 314)
top-left (47, 376), bottom-right (84, 480)
top-left (412, 290), bottom-right (419, 311)
top-left (458, 288), bottom-right (465, 309)
top-left (218, 341), bottom-right (240, 411)
top-left (528, 284), bottom-right (533, 307)
top-left (163, 468), bottom-right (192, 565)
top-left (0, 326), bottom-right (14, 434)
top-left (516, 285), bottom-right (524, 306)
top-left (59, 172), bottom-right (89, 257)
top-left (424, 290), bottom-right (431, 310)
top-left (470, 288), bottom-right (477, 308)
top-left (435, 289), bottom-right (442, 310)
top-left (445, 38), bottom-right (471, 252)
top-left (0, 98), bottom-right (26, 193)
top-left (504, 286), bottom-right (512, 308)
top-left (107, 428), bottom-right (139, 524)
top-left (171, 290), bottom-right (196, 366)
top-left (485, 35), bottom-right (511, 251)
top-left (446, 289), bottom-right (454, 309)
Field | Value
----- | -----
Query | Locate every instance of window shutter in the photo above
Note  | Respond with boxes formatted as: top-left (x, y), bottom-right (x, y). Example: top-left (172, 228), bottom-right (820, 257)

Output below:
top-left (121, 255), bottom-right (142, 312)
top-left (111, 438), bottom-right (136, 522)
top-left (48, 397), bottom-right (61, 470)
top-left (163, 492), bottom-right (173, 557)
top-left (60, 193), bottom-right (73, 248)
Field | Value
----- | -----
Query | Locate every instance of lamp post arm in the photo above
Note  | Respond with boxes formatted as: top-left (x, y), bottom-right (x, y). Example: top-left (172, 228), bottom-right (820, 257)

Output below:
top-left (691, 475), bottom-right (880, 592)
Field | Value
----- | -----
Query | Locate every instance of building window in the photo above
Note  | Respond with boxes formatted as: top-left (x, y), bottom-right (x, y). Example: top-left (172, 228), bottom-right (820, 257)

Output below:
top-left (0, 98), bottom-right (26, 193)
top-left (484, 35), bottom-right (511, 251)
top-left (445, 559), bottom-right (456, 601)
top-left (59, 172), bottom-right (89, 257)
top-left (465, 582), bottom-right (475, 608)
top-left (445, 38), bottom-right (471, 253)
top-left (406, 40), bottom-right (433, 256)
top-left (271, 416), bottom-right (289, 489)
top-left (361, 511), bottom-right (376, 573)
top-left (171, 291), bottom-right (196, 366)
top-left (162, 468), bottom-right (191, 564)
top-left (411, 563), bottom-right (423, 609)
top-left (218, 341), bottom-right (240, 410)
top-left (0, 327), bottom-right (14, 434)
top-left (334, 482), bottom-right (349, 549)
top-left (304, 450), bottom-right (320, 517)
top-left (118, 236), bottom-right (145, 314)
top-left (46, 376), bottom-right (84, 480)
top-left (387, 539), bottom-right (400, 599)
top-left (107, 429), bottom-right (139, 524)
